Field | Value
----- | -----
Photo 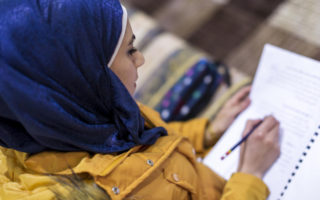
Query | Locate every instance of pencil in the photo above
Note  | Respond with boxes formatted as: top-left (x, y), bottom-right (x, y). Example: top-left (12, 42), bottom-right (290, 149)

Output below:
top-left (221, 120), bottom-right (263, 160)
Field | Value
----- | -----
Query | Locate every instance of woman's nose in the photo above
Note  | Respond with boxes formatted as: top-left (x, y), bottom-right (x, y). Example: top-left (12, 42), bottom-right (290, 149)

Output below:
top-left (134, 51), bottom-right (145, 68)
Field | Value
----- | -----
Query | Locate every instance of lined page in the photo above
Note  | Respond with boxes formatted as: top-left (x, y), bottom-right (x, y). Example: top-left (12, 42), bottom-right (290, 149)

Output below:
top-left (203, 44), bottom-right (320, 200)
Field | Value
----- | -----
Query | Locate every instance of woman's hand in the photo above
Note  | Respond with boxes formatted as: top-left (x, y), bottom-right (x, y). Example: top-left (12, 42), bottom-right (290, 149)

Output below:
top-left (204, 86), bottom-right (251, 147)
top-left (237, 116), bottom-right (281, 179)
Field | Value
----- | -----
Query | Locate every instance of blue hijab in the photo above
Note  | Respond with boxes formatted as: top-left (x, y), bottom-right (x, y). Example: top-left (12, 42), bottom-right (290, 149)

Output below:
top-left (0, 0), bottom-right (167, 154)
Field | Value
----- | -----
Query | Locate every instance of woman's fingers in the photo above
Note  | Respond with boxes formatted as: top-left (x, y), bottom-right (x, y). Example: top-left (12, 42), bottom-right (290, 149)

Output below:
top-left (229, 97), bottom-right (251, 117)
top-left (205, 86), bottom-right (252, 145)
top-left (238, 119), bottom-right (261, 171)
top-left (256, 115), bottom-right (279, 134)
top-left (268, 119), bottom-right (280, 139)
top-left (238, 117), bottom-right (281, 178)
top-left (238, 139), bottom-right (246, 171)
top-left (265, 120), bottom-right (281, 149)
top-left (226, 85), bottom-right (251, 106)
top-left (242, 119), bottom-right (262, 137)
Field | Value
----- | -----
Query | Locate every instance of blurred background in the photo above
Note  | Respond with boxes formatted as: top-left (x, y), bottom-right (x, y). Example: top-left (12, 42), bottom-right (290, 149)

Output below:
top-left (125, 0), bottom-right (320, 120)
top-left (126, 0), bottom-right (320, 76)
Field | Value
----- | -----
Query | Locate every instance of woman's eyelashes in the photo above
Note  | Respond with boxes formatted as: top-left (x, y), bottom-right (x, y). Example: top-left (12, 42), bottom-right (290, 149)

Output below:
top-left (128, 47), bottom-right (137, 56)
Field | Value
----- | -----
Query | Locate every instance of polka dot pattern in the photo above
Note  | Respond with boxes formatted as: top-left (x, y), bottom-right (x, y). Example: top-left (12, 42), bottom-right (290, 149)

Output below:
top-left (155, 58), bottom-right (224, 122)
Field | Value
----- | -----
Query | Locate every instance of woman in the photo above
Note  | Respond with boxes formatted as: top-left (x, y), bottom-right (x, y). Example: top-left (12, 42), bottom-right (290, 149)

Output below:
top-left (0, 0), bottom-right (280, 199)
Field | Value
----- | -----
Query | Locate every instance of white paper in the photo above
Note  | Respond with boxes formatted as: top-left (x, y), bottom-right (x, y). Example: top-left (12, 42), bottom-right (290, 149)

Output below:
top-left (203, 44), bottom-right (320, 200)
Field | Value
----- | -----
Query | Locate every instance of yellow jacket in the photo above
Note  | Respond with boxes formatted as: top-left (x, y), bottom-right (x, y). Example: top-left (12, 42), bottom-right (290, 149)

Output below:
top-left (0, 103), bottom-right (269, 200)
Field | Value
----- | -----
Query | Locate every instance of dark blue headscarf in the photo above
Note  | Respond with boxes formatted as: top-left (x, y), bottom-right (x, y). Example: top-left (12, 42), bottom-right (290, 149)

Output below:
top-left (0, 0), bottom-right (167, 153)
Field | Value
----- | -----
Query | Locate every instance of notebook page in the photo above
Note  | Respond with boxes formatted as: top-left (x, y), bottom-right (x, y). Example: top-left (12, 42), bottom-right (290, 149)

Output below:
top-left (203, 44), bottom-right (320, 200)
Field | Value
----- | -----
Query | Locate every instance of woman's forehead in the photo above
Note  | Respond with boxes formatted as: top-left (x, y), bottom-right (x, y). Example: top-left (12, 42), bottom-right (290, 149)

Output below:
top-left (123, 22), bottom-right (133, 44)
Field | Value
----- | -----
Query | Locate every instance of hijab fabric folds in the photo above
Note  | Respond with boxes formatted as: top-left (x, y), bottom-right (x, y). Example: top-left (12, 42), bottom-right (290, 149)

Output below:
top-left (0, 0), bottom-right (167, 154)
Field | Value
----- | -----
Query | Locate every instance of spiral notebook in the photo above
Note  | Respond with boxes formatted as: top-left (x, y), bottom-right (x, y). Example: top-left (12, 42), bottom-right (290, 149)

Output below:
top-left (203, 44), bottom-right (320, 200)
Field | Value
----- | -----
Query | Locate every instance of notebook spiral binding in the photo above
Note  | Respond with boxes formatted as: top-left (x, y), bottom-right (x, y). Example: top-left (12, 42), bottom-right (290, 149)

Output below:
top-left (277, 125), bottom-right (320, 200)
